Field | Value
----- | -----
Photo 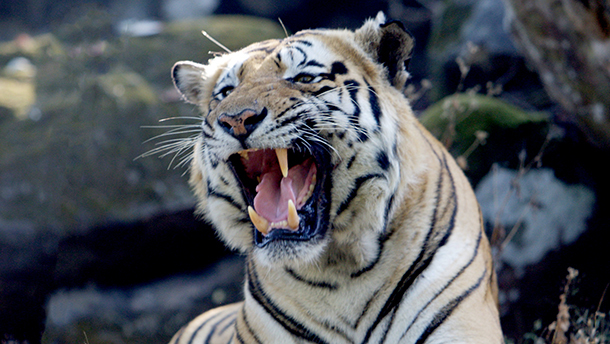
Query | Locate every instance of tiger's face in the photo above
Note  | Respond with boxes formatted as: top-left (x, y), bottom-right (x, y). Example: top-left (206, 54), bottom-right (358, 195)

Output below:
top-left (172, 15), bottom-right (416, 267)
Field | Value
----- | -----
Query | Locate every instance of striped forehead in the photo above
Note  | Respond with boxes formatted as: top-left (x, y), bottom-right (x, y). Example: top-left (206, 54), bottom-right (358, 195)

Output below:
top-left (213, 33), bottom-right (342, 89)
top-left (277, 38), bottom-right (336, 74)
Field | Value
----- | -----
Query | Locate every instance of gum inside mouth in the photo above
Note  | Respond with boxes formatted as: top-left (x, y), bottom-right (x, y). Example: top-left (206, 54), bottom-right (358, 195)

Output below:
top-left (230, 148), bottom-right (318, 236)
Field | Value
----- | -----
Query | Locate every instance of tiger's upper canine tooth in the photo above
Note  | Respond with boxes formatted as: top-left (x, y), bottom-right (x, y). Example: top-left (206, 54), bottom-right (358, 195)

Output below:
top-left (248, 206), bottom-right (269, 235)
top-left (287, 199), bottom-right (300, 230)
top-left (276, 148), bottom-right (288, 178)
top-left (238, 150), bottom-right (250, 160)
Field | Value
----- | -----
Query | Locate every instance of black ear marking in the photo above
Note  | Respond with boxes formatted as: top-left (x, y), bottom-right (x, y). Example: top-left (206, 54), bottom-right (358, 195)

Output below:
top-left (355, 15), bottom-right (415, 90)
top-left (377, 20), bottom-right (414, 88)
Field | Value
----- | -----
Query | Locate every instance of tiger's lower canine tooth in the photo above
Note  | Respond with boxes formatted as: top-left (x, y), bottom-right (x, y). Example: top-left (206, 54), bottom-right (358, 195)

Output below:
top-left (248, 206), bottom-right (269, 235)
top-left (287, 199), bottom-right (299, 230)
top-left (276, 148), bottom-right (288, 178)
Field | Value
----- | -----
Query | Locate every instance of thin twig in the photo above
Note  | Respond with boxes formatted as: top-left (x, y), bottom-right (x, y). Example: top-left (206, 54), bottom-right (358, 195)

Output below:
top-left (278, 18), bottom-right (289, 38)
top-left (201, 30), bottom-right (231, 53)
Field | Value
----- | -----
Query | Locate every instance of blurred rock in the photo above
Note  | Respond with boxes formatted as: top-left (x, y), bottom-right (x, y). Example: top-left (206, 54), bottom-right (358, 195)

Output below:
top-left (476, 167), bottom-right (595, 270)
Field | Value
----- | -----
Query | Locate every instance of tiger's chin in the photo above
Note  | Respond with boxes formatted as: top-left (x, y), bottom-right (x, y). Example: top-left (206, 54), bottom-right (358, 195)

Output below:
top-left (226, 145), bottom-right (333, 266)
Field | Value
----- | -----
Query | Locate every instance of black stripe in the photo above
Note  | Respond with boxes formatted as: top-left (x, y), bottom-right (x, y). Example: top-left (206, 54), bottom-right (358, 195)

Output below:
top-left (376, 150), bottom-right (390, 171)
top-left (383, 193), bottom-right (396, 229)
top-left (294, 46), bottom-right (307, 65)
top-left (220, 176), bottom-right (230, 186)
top-left (318, 62), bottom-right (348, 82)
top-left (283, 273), bottom-right (354, 342)
top-left (201, 129), bottom-right (213, 139)
top-left (336, 173), bottom-right (385, 216)
top-left (241, 308), bottom-right (263, 344)
top-left (305, 60), bottom-right (325, 68)
top-left (278, 113), bottom-right (303, 127)
top-left (219, 313), bottom-right (237, 336)
top-left (246, 46), bottom-right (276, 54)
top-left (247, 260), bottom-right (329, 344)
top-left (354, 286), bottom-right (384, 329)
top-left (275, 103), bottom-right (300, 121)
top-left (234, 324), bottom-right (245, 344)
top-left (367, 83), bottom-right (382, 128)
top-left (186, 311), bottom-right (225, 344)
top-left (209, 154), bottom-right (219, 169)
top-left (360, 243), bottom-right (435, 343)
top-left (291, 31), bottom-right (322, 38)
top-left (378, 307), bottom-right (399, 343)
top-left (293, 39), bottom-right (313, 46)
top-left (398, 230), bottom-right (483, 342)
top-left (312, 86), bottom-right (334, 97)
top-left (325, 103), bottom-right (342, 113)
top-left (286, 268), bottom-right (339, 290)
top-left (434, 153), bottom-right (458, 249)
top-left (331, 62), bottom-right (348, 75)
top-left (206, 180), bottom-right (242, 210)
top-left (346, 155), bottom-right (356, 169)
top-left (343, 80), bottom-right (362, 134)
top-left (205, 311), bottom-right (238, 344)
top-left (414, 270), bottom-right (487, 344)
top-left (350, 231), bottom-right (386, 278)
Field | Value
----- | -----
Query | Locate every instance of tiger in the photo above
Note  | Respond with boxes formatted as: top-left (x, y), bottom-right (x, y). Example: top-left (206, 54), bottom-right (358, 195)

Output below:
top-left (167, 12), bottom-right (503, 344)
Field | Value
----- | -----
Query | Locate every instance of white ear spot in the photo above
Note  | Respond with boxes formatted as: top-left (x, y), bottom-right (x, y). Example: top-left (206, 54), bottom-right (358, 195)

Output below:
top-left (172, 61), bottom-right (206, 104)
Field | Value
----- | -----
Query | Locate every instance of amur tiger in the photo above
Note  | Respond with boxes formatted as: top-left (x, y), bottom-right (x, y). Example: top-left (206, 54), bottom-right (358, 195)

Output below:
top-left (168, 12), bottom-right (503, 344)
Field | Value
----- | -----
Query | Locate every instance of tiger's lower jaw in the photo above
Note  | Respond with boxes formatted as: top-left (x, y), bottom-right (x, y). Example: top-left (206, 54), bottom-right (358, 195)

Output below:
top-left (227, 145), bottom-right (334, 256)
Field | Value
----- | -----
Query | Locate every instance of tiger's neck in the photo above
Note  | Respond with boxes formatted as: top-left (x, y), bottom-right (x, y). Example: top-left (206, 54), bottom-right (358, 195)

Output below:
top-left (239, 160), bottom-right (441, 340)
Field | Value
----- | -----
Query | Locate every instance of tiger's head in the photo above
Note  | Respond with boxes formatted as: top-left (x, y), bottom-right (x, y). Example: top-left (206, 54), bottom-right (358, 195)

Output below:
top-left (173, 13), bottom-right (424, 268)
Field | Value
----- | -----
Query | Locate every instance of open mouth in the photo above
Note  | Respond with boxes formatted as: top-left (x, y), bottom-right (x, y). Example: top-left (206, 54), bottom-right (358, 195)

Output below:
top-left (228, 146), bottom-right (331, 247)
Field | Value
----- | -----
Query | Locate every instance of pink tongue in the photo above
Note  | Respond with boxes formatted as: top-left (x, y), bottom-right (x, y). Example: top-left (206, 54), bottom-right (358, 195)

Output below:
top-left (253, 160), bottom-right (316, 223)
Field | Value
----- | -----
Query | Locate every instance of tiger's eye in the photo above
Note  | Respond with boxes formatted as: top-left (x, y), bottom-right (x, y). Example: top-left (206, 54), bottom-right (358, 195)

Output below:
top-left (219, 86), bottom-right (234, 98)
top-left (294, 74), bottom-right (315, 83)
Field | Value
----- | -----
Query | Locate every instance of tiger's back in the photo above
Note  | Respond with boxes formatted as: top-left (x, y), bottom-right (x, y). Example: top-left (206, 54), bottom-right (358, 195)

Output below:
top-left (168, 12), bottom-right (502, 344)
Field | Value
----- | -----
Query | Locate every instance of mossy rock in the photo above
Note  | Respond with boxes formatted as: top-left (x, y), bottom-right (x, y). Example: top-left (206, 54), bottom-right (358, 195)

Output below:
top-left (420, 93), bottom-right (549, 183)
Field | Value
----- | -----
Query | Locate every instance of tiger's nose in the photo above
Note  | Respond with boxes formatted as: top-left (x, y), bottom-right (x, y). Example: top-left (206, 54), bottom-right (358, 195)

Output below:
top-left (217, 108), bottom-right (267, 139)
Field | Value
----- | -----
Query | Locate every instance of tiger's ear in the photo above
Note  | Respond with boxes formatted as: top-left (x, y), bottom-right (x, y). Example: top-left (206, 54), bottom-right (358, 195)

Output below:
top-left (172, 61), bottom-right (207, 104)
top-left (355, 12), bottom-right (414, 90)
